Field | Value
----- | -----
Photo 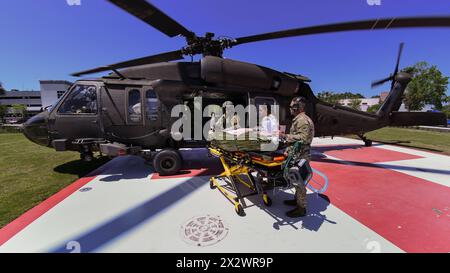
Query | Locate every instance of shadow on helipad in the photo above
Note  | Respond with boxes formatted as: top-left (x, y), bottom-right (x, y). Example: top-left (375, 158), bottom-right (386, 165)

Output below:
top-left (247, 191), bottom-right (337, 232)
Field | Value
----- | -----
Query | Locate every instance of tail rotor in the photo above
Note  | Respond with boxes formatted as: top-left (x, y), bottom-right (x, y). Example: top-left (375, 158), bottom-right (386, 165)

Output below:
top-left (371, 42), bottom-right (405, 89)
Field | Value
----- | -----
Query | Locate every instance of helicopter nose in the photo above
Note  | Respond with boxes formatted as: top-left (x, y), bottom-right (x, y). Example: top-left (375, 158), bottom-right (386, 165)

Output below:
top-left (22, 111), bottom-right (50, 147)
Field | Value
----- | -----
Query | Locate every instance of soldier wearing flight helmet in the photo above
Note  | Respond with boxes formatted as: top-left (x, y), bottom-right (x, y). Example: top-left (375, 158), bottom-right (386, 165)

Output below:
top-left (282, 96), bottom-right (314, 218)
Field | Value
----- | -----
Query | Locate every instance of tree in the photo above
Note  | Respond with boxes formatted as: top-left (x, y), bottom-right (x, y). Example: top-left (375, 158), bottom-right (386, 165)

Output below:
top-left (0, 82), bottom-right (5, 95)
top-left (317, 91), bottom-right (340, 104)
top-left (0, 105), bottom-right (8, 121)
top-left (11, 104), bottom-right (27, 118)
top-left (348, 98), bottom-right (362, 110)
top-left (367, 103), bottom-right (381, 114)
top-left (402, 62), bottom-right (449, 111)
top-left (442, 104), bottom-right (450, 119)
top-left (317, 91), bottom-right (364, 104)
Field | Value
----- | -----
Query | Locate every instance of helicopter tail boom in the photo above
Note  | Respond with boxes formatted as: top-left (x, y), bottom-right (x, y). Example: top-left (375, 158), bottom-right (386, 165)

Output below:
top-left (375, 72), bottom-right (411, 118)
top-left (375, 72), bottom-right (447, 127)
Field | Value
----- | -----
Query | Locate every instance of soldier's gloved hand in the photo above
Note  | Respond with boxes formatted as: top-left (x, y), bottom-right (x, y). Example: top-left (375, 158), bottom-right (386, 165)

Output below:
top-left (278, 132), bottom-right (287, 142)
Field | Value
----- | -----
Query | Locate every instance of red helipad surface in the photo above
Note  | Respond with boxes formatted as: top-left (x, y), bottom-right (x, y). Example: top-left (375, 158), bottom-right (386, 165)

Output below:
top-left (316, 145), bottom-right (423, 163)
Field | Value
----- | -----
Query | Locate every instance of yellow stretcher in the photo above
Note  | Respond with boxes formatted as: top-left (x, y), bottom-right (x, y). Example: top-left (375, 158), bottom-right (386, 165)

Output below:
top-left (208, 145), bottom-right (288, 216)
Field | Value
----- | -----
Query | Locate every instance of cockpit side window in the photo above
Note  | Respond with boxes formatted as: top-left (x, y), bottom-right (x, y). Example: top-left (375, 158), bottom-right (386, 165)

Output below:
top-left (57, 85), bottom-right (97, 114)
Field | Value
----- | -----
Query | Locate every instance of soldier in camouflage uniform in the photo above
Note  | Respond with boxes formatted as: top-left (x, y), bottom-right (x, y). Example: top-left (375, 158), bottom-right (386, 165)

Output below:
top-left (283, 96), bottom-right (315, 218)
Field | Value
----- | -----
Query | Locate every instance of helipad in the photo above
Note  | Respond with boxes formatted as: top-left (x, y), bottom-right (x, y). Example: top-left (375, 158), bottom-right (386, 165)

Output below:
top-left (1, 137), bottom-right (449, 253)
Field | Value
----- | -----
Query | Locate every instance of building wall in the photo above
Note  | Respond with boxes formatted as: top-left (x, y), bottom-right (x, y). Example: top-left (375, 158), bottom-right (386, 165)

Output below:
top-left (398, 103), bottom-right (434, 112)
top-left (340, 98), bottom-right (380, 112)
top-left (39, 80), bottom-right (73, 108)
top-left (0, 91), bottom-right (42, 113)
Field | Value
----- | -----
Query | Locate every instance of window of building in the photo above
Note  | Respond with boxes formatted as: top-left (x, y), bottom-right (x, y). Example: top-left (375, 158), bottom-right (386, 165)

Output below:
top-left (128, 89), bottom-right (142, 123)
top-left (57, 91), bottom-right (65, 99)
top-left (57, 85), bottom-right (97, 114)
top-left (145, 89), bottom-right (158, 121)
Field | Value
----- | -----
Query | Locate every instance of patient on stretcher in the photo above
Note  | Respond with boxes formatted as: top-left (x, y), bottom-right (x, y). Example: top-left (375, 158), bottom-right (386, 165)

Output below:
top-left (209, 128), bottom-right (284, 152)
top-left (208, 105), bottom-right (282, 152)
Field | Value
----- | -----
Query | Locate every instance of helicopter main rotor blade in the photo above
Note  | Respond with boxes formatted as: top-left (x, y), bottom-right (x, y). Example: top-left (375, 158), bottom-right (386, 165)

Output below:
top-left (234, 17), bottom-right (450, 45)
top-left (107, 0), bottom-right (194, 38)
top-left (71, 50), bottom-right (184, 77)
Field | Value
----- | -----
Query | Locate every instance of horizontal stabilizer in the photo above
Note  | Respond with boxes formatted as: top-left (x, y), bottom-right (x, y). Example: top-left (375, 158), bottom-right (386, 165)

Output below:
top-left (389, 111), bottom-right (447, 127)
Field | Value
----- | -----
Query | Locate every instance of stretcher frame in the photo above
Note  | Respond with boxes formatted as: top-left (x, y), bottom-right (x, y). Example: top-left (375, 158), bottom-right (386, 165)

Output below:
top-left (208, 146), bottom-right (285, 216)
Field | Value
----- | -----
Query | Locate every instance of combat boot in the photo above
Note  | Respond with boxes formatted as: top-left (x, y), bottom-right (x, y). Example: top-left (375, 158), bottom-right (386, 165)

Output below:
top-left (283, 199), bottom-right (297, 206)
top-left (286, 207), bottom-right (307, 218)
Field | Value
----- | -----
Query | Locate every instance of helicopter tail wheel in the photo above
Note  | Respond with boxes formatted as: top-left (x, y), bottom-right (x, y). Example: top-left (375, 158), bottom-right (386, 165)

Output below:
top-left (153, 149), bottom-right (182, 176)
top-left (262, 193), bottom-right (272, 207)
top-left (358, 134), bottom-right (373, 147)
top-left (234, 203), bottom-right (245, 216)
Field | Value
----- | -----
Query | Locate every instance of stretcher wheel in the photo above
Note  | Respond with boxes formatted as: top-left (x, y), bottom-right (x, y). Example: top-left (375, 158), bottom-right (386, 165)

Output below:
top-left (235, 203), bottom-right (245, 216)
top-left (209, 179), bottom-right (216, 189)
top-left (263, 194), bottom-right (272, 207)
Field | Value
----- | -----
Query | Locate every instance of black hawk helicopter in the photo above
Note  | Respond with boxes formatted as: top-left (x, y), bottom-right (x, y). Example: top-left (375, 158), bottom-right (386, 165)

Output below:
top-left (23, 0), bottom-right (449, 175)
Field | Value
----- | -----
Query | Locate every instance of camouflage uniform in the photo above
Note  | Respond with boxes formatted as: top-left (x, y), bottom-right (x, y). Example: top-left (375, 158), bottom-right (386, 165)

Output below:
top-left (285, 112), bottom-right (315, 209)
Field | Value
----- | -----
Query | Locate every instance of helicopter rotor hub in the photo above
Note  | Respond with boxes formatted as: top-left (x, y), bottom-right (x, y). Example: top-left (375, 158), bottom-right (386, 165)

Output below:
top-left (182, 33), bottom-right (236, 58)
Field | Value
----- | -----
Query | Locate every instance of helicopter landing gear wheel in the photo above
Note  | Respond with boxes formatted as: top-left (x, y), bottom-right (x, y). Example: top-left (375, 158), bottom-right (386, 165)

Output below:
top-left (234, 203), bottom-right (245, 217)
top-left (358, 134), bottom-right (373, 147)
top-left (262, 193), bottom-right (272, 207)
top-left (153, 149), bottom-right (182, 176)
top-left (80, 151), bottom-right (94, 162)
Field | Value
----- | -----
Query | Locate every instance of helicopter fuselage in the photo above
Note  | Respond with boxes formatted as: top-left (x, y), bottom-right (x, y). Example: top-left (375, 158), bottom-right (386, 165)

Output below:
top-left (23, 57), bottom-right (446, 158)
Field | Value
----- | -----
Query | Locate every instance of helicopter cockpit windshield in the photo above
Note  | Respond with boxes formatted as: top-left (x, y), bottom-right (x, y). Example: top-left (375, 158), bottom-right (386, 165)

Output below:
top-left (57, 85), bottom-right (98, 114)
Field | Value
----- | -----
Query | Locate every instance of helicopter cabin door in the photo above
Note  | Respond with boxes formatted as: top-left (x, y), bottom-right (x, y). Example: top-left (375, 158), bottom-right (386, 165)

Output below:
top-left (50, 82), bottom-right (102, 140)
top-left (249, 95), bottom-right (280, 132)
top-left (143, 86), bottom-right (162, 130)
top-left (113, 86), bottom-right (162, 145)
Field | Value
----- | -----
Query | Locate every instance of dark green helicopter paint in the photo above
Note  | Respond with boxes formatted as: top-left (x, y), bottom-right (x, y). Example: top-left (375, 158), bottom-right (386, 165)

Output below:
top-left (23, 0), bottom-right (449, 174)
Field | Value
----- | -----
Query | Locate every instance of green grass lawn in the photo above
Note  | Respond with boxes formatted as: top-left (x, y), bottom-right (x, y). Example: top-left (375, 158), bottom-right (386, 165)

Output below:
top-left (0, 133), bottom-right (109, 228)
top-left (357, 127), bottom-right (450, 154)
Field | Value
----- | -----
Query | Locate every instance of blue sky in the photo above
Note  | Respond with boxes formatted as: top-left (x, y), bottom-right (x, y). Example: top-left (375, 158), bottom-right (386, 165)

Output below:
top-left (1, 0), bottom-right (449, 97)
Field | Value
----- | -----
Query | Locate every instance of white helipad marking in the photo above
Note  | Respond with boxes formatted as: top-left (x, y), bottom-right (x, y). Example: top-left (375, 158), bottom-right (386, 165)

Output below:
top-left (0, 152), bottom-right (401, 253)
top-left (4, 136), bottom-right (448, 253)
top-left (95, 181), bottom-right (402, 253)
top-left (314, 137), bottom-right (450, 188)
top-left (370, 144), bottom-right (450, 187)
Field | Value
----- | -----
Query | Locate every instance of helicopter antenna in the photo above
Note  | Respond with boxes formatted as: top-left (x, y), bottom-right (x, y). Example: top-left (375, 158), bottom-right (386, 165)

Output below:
top-left (112, 69), bottom-right (127, 80)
